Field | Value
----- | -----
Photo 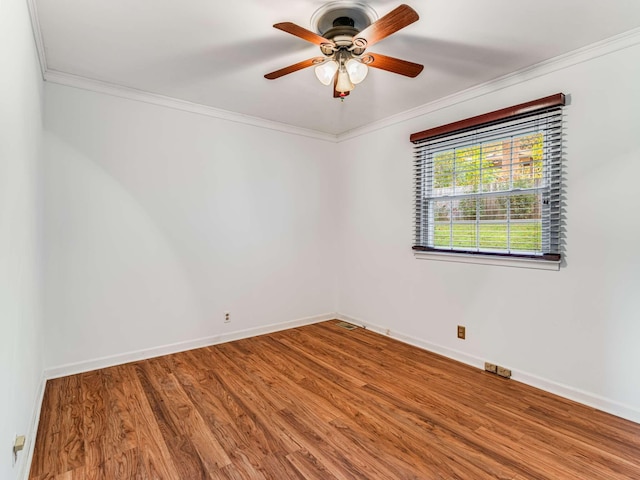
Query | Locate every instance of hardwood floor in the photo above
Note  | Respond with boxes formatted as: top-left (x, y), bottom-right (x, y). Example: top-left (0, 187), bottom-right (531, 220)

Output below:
top-left (30, 321), bottom-right (640, 479)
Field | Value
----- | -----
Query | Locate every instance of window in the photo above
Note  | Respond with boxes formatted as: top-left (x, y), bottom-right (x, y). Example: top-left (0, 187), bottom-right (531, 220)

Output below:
top-left (411, 94), bottom-right (565, 265)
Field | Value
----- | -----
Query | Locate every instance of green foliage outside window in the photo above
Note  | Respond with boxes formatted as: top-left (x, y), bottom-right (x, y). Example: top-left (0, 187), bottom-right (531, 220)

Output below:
top-left (431, 133), bottom-right (545, 251)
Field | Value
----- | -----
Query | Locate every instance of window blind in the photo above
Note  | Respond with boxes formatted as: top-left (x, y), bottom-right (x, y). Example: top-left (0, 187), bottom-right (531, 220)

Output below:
top-left (412, 94), bottom-right (565, 261)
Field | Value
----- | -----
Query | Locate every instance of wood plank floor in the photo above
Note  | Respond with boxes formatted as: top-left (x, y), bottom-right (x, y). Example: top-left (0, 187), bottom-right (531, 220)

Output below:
top-left (30, 320), bottom-right (640, 479)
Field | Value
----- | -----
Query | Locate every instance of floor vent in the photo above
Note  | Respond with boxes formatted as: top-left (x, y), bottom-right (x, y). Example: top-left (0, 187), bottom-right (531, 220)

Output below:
top-left (335, 321), bottom-right (359, 330)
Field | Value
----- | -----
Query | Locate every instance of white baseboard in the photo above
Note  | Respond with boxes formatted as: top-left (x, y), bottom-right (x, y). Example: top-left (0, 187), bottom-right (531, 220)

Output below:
top-left (335, 313), bottom-right (640, 424)
top-left (513, 371), bottom-right (640, 424)
top-left (21, 373), bottom-right (47, 480)
top-left (45, 312), bottom-right (337, 379)
top-left (336, 312), bottom-right (486, 369)
top-left (37, 309), bottom-right (640, 443)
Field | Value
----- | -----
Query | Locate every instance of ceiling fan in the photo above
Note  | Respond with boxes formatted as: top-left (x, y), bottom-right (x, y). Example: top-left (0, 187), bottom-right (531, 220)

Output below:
top-left (264, 3), bottom-right (423, 99)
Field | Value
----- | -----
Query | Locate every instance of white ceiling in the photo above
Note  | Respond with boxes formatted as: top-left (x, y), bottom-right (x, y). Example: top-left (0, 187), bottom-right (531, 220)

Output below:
top-left (34, 0), bottom-right (640, 135)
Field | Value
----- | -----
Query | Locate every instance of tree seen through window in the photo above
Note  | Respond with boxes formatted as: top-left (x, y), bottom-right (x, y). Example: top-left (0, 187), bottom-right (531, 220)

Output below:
top-left (431, 133), bottom-right (544, 252)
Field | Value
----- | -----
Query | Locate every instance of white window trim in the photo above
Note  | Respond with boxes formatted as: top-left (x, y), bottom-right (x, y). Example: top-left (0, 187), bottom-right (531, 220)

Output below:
top-left (414, 250), bottom-right (560, 271)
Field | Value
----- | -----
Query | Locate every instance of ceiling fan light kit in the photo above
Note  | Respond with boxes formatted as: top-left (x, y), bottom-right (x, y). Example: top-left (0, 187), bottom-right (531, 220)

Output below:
top-left (346, 58), bottom-right (368, 83)
top-left (315, 60), bottom-right (339, 85)
top-left (336, 68), bottom-right (355, 93)
top-left (265, 2), bottom-right (424, 99)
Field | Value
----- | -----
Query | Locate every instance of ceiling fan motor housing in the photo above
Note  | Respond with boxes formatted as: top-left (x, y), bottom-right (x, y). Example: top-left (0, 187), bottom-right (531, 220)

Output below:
top-left (311, 1), bottom-right (378, 36)
top-left (333, 16), bottom-right (354, 27)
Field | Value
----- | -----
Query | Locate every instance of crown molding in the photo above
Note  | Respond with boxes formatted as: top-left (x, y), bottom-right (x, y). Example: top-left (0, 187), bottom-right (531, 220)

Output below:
top-left (26, 0), bottom-right (47, 78)
top-left (336, 26), bottom-right (640, 142)
top-left (44, 71), bottom-right (339, 142)
top-left (27, 0), bottom-right (640, 144)
top-left (26, 0), bottom-right (336, 141)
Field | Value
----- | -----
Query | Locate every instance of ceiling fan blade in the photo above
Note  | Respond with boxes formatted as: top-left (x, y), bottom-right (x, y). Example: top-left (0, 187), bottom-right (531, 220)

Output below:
top-left (366, 52), bottom-right (424, 77)
top-left (274, 22), bottom-right (335, 47)
top-left (265, 57), bottom-right (325, 80)
top-left (354, 4), bottom-right (419, 48)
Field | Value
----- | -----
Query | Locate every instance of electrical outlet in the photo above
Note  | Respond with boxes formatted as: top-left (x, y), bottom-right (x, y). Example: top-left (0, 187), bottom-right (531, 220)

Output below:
top-left (497, 366), bottom-right (512, 379)
top-left (13, 434), bottom-right (25, 463)
top-left (224, 312), bottom-right (230, 323)
top-left (457, 325), bottom-right (466, 339)
top-left (484, 362), bottom-right (497, 374)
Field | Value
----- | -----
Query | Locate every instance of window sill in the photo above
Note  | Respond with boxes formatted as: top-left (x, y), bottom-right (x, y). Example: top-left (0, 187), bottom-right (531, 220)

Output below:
top-left (414, 250), bottom-right (561, 271)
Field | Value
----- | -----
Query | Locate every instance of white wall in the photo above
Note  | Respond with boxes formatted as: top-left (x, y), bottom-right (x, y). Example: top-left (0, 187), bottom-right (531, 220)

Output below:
top-left (336, 41), bottom-right (640, 421)
top-left (43, 83), bottom-right (339, 370)
top-left (0, 0), bottom-right (45, 478)
top-left (35, 18), bottom-right (640, 441)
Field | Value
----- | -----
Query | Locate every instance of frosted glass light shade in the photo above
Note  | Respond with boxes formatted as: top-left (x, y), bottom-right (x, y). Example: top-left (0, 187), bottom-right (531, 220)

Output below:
top-left (314, 60), bottom-right (339, 86)
top-left (346, 59), bottom-right (368, 84)
top-left (335, 69), bottom-right (354, 93)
